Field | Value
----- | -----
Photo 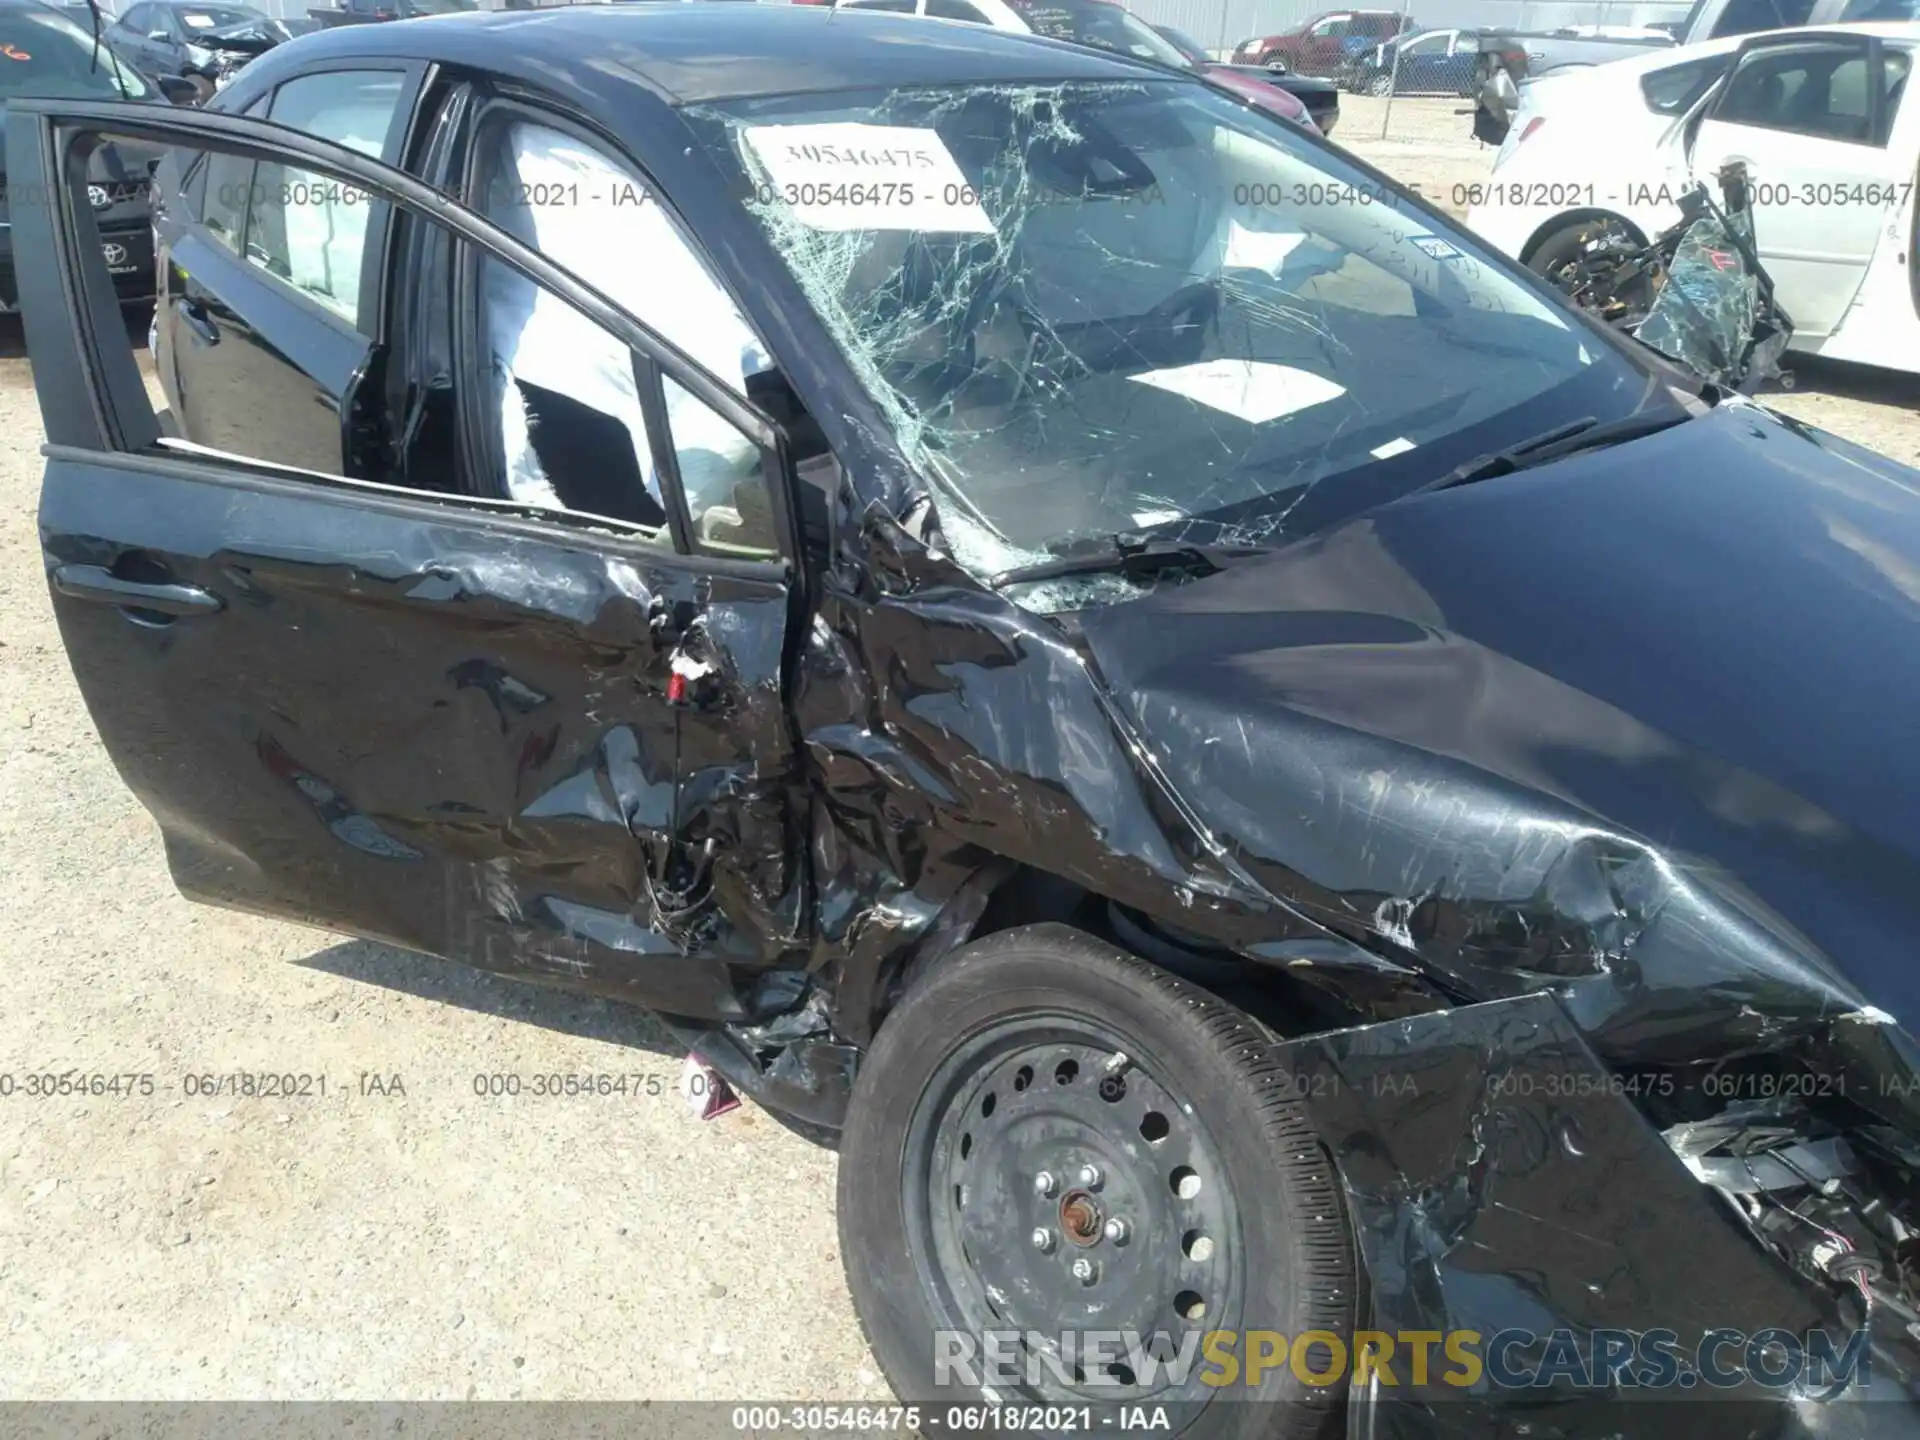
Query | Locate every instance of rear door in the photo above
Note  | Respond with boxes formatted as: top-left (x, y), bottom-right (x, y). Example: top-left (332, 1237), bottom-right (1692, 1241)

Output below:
top-left (9, 98), bottom-right (808, 1020)
top-left (154, 65), bottom-right (419, 474)
top-left (1688, 31), bottom-right (1912, 336)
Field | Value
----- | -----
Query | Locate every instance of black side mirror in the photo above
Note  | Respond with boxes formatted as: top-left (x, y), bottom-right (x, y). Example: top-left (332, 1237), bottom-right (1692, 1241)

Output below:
top-left (156, 74), bottom-right (201, 105)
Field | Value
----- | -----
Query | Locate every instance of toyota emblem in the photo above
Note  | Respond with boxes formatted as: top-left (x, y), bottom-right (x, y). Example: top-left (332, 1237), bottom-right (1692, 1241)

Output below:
top-left (88, 183), bottom-right (112, 209)
top-left (102, 243), bottom-right (128, 267)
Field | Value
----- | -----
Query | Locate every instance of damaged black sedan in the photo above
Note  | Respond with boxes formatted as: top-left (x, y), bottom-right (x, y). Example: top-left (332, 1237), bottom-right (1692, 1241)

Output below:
top-left (9, 7), bottom-right (1920, 1435)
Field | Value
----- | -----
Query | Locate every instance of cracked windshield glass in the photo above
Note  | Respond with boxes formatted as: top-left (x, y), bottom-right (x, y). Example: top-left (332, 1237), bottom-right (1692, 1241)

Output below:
top-left (689, 80), bottom-right (1652, 610)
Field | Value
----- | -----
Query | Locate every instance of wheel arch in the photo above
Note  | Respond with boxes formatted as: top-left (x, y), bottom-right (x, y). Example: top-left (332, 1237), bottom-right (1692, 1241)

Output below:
top-left (1519, 206), bottom-right (1649, 266)
top-left (859, 857), bottom-right (1455, 1056)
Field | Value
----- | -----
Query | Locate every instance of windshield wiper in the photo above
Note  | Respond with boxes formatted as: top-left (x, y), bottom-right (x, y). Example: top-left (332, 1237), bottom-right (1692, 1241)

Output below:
top-left (1401, 407), bottom-right (1695, 502)
top-left (989, 533), bottom-right (1267, 590)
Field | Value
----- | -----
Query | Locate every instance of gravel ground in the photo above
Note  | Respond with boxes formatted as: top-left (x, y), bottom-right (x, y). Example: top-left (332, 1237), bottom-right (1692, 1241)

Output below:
top-left (1, 104), bottom-right (1916, 1405)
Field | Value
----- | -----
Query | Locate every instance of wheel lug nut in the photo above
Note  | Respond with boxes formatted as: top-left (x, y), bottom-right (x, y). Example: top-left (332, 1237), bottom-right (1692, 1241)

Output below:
top-left (1031, 1227), bottom-right (1054, 1253)
top-left (1034, 1171), bottom-right (1057, 1197)
top-left (1071, 1258), bottom-right (1097, 1284)
top-left (1078, 1163), bottom-right (1103, 1189)
top-left (1103, 1217), bottom-right (1129, 1244)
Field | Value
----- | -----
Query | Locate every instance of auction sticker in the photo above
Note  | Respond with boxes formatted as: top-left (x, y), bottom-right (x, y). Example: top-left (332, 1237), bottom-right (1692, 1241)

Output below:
top-left (1411, 235), bottom-right (1464, 261)
top-left (742, 123), bottom-right (994, 234)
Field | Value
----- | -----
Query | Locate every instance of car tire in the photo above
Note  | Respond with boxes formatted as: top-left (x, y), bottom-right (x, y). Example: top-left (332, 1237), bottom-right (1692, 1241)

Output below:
top-left (1364, 72), bottom-right (1394, 96)
top-left (836, 923), bottom-right (1355, 1440)
top-left (1526, 216), bottom-right (1632, 293)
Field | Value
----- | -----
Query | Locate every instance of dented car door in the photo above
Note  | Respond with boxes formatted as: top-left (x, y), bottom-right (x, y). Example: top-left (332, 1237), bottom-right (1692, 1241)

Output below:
top-left (10, 99), bottom-right (804, 1022)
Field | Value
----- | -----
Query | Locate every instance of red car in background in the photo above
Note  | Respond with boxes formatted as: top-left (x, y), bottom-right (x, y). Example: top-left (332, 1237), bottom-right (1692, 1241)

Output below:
top-left (1234, 9), bottom-right (1413, 74)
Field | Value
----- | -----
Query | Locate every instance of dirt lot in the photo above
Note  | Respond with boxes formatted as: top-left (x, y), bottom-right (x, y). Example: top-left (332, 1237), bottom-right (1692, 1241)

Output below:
top-left (2, 99), bottom-right (1916, 1404)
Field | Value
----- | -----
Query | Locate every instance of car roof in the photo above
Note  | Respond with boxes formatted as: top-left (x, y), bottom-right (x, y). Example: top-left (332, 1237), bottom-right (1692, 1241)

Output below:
top-left (1576, 18), bottom-right (1920, 78)
top-left (249, 4), bottom-right (1165, 105)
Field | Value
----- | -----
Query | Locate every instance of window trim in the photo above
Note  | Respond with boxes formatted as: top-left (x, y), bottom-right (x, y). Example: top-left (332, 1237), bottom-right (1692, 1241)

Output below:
top-left (453, 92), bottom-right (796, 563)
top-left (1706, 30), bottom-right (1892, 146)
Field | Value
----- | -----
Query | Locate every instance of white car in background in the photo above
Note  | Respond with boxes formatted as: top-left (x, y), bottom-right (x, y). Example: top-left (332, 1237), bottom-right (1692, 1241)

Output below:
top-left (1468, 22), bottom-right (1920, 374)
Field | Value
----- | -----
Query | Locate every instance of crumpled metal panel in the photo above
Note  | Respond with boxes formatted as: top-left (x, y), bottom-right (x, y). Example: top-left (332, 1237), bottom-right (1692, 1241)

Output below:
top-left (1268, 994), bottom-right (1913, 1439)
top-left (38, 457), bottom-right (800, 1021)
top-left (1634, 206), bottom-right (1788, 391)
top-left (1072, 403), bottom-right (1920, 1097)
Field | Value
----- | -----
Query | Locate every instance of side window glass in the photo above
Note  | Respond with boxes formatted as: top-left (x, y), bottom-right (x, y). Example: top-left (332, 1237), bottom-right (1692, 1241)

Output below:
top-left (120, 4), bottom-right (150, 31)
top-left (1841, 0), bottom-right (1919, 18)
top-left (1640, 53), bottom-right (1733, 113)
top-left (185, 93), bottom-right (267, 251)
top-left (1715, 41), bottom-right (1892, 143)
top-left (245, 71), bottom-right (404, 324)
top-left (664, 377), bottom-right (779, 557)
top-left (267, 70), bottom-right (404, 155)
top-left (200, 151), bottom-right (252, 250)
top-left (928, 0), bottom-right (990, 21)
top-left (475, 118), bottom-right (776, 551)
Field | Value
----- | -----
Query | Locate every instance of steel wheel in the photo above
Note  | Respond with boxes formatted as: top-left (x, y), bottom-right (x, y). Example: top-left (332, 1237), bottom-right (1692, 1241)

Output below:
top-left (907, 1016), bottom-right (1243, 1402)
top-left (838, 924), bottom-right (1355, 1440)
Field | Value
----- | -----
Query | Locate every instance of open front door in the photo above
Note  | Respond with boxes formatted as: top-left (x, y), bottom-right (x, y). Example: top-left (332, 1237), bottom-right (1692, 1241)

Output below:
top-left (8, 99), bottom-right (807, 1021)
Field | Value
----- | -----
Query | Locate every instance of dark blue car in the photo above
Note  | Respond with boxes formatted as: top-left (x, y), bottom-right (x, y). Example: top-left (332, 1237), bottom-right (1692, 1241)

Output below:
top-left (1336, 24), bottom-right (1479, 94)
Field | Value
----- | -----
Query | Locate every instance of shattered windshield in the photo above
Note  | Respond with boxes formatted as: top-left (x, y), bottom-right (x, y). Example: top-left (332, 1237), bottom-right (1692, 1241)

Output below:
top-left (688, 80), bottom-right (1650, 609)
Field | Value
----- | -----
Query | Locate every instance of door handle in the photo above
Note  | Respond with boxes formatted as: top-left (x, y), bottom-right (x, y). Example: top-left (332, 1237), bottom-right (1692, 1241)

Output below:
top-left (174, 296), bottom-right (220, 346)
top-left (52, 564), bottom-right (224, 617)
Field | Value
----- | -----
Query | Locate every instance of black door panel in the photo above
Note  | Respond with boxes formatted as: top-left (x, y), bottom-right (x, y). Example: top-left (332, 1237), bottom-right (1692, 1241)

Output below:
top-left (159, 228), bottom-right (370, 474)
top-left (12, 99), bottom-right (805, 1019)
top-left (40, 452), bottom-right (791, 1018)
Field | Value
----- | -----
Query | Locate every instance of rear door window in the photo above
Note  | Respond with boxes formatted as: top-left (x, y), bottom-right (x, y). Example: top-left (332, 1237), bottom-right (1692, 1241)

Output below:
top-left (928, 0), bottom-right (993, 21)
top-left (246, 70), bottom-right (406, 324)
top-left (1713, 37), bottom-right (1904, 144)
top-left (1641, 52), bottom-right (1735, 113)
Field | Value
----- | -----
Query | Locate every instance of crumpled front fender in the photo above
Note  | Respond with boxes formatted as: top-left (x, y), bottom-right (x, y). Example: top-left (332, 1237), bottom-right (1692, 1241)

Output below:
top-left (1266, 993), bottom-right (1917, 1435)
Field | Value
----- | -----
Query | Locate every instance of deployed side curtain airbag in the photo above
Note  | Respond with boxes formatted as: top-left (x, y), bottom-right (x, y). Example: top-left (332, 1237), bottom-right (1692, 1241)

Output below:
top-left (482, 124), bottom-right (770, 527)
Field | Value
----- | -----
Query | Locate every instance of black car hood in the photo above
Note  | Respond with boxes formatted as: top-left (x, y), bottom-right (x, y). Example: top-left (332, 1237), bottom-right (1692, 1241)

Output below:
top-left (1078, 400), bottom-right (1920, 1102)
top-left (1217, 62), bottom-right (1339, 94)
